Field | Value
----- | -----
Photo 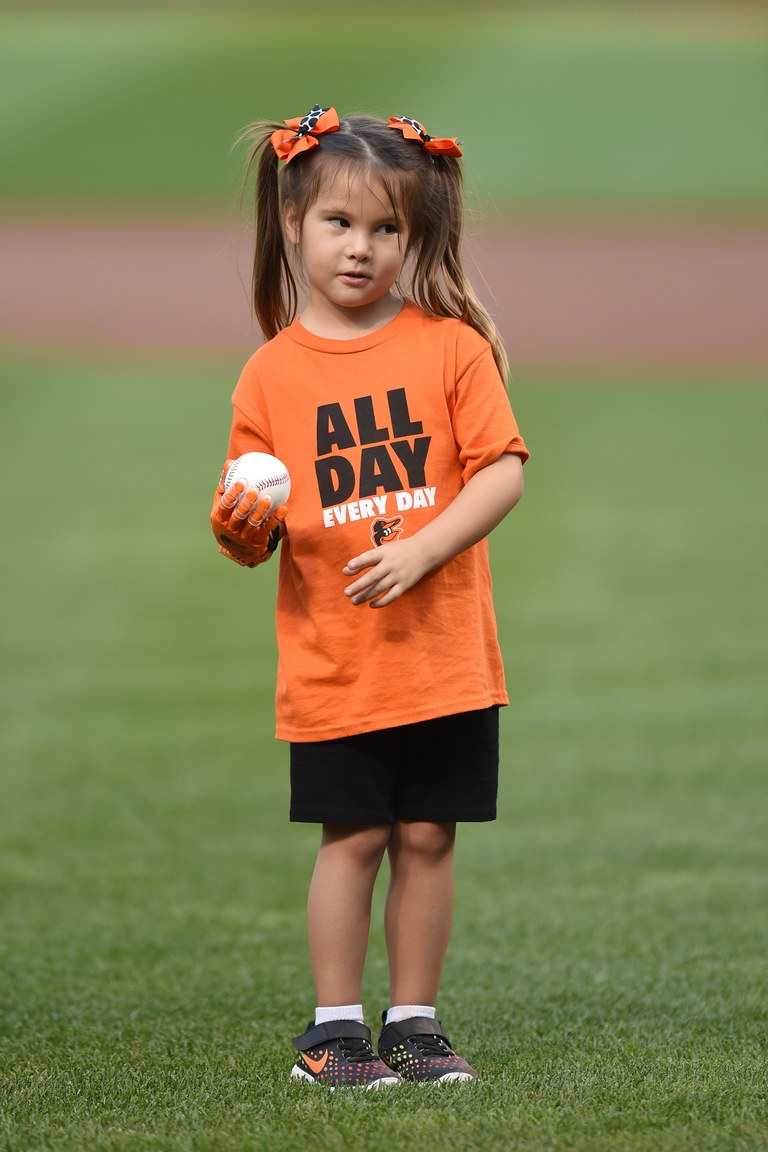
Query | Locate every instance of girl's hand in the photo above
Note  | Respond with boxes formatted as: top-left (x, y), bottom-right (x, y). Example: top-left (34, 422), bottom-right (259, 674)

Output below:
top-left (342, 538), bottom-right (431, 608)
top-left (211, 460), bottom-right (286, 568)
top-left (341, 455), bottom-right (525, 604)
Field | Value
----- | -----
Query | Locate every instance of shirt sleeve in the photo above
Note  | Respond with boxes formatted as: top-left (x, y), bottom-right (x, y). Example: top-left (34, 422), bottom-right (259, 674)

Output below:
top-left (451, 340), bottom-right (529, 482)
top-left (227, 358), bottom-right (275, 459)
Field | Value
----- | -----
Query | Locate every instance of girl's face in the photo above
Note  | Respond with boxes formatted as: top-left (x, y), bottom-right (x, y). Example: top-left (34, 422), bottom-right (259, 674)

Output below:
top-left (284, 168), bottom-right (409, 332)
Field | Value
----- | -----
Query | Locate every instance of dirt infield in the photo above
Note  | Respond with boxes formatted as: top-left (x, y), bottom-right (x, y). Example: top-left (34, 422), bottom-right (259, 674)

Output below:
top-left (1, 216), bottom-right (766, 366)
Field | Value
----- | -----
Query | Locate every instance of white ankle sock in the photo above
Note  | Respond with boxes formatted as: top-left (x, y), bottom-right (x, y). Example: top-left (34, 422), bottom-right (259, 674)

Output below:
top-left (314, 1004), bottom-right (365, 1026)
top-left (385, 1004), bottom-right (436, 1025)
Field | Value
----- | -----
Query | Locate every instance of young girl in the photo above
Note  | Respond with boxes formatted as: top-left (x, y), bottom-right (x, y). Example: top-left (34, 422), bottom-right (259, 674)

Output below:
top-left (211, 105), bottom-right (528, 1088)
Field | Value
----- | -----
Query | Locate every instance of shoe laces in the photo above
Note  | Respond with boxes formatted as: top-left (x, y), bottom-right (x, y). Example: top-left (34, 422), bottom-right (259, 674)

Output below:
top-left (338, 1036), bottom-right (378, 1063)
top-left (410, 1033), bottom-right (453, 1057)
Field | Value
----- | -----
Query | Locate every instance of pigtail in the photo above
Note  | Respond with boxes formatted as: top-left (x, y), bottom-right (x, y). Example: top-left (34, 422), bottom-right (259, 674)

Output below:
top-left (237, 122), bottom-right (299, 341)
top-left (411, 157), bottom-right (509, 383)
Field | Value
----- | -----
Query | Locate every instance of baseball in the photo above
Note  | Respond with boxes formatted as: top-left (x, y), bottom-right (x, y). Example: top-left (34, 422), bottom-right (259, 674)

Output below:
top-left (224, 452), bottom-right (291, 510)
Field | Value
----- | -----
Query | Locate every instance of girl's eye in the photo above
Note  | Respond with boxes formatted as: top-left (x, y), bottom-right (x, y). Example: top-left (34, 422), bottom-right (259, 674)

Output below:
top-left (329, 217), bottom-right (349, 228)
top-left (378, 223), bottom-right (398, 235)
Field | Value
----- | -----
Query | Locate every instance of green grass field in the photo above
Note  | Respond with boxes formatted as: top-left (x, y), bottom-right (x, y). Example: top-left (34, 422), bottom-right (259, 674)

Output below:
top-left (1, 3), bottom-right (766, 1146)
top-left (1, 4), bottom-right (767, 212)
top-left (1, 354), bottom-right (766, 1150)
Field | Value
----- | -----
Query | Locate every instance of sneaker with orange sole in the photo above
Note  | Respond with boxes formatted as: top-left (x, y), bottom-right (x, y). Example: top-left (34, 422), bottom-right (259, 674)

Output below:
top-left (291, 1020), bottom-right (402, 1089)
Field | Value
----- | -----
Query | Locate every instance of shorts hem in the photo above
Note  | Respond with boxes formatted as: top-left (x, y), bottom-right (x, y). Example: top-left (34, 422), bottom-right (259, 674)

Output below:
top-left (290, 809), bottom-right (497, 824)
top-left (399, 809), bottom-right (497, 823)
top-left (290, 810), bottom-right (393, 825)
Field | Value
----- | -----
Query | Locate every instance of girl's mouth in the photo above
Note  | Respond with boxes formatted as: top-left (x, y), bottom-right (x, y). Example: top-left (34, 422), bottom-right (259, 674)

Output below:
top-left (339, 272), bottom-right (370, 286)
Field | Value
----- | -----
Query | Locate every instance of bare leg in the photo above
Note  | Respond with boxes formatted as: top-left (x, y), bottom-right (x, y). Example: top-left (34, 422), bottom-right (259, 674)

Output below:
top-left (307, 823), bottom-right (391, 1006)
top-left (384, 820), bottom-right (457, 1006)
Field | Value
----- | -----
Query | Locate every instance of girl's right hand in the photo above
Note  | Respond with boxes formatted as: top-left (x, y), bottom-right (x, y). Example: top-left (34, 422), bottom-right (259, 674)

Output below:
top-left (210, 460), bottom-right (287, 568)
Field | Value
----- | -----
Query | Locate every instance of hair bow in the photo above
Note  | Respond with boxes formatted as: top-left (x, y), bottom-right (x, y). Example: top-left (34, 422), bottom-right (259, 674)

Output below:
top-left (270, 104), bottom-right (340, 164)
top-left (388, 116), bottom-right (462, 158)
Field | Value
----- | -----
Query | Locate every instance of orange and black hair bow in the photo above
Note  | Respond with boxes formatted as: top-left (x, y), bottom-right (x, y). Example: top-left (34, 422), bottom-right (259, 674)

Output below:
top-left (270, 104), bottom-right (340, 164)
top-left (388, 116), bottom-right (462, 157)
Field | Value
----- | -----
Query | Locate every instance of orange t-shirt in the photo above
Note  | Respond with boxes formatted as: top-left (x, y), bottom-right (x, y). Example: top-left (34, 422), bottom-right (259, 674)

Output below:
top-left (227, 302), bottom-right (528, 742)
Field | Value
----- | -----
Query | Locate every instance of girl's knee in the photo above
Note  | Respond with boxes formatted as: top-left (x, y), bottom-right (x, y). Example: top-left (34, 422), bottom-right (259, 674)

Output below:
top-left (320, 823), bottom-right (392, 866)
top-left (391, 820), bottom-right (456, 860)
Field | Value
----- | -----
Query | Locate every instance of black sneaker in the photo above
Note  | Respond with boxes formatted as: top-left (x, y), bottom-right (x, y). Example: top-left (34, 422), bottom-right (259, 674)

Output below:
top-left (291, 1019), bottom-right (402, 1089)
top-left (377, 1014), bottom-right (477, 1082)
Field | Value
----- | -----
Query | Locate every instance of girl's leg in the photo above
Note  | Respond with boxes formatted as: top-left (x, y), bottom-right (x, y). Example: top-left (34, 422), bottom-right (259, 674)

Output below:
top-left (384, 820), bottom-right (457, 1005)
top-left (307, 822), bottom-right (391, 1005)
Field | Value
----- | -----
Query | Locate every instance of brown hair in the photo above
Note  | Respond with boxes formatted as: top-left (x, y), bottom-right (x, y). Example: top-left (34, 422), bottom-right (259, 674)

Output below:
top-left (237, 113), bottom-right (509, 381)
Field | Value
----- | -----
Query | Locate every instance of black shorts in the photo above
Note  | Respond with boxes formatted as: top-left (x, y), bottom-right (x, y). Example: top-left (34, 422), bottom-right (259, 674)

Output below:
top-left (290, 706), bottom-right (499, 825)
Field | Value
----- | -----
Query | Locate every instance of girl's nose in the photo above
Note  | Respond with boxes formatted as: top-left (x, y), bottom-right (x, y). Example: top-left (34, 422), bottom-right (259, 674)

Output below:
top-left (345, 229), bottom-right (371, 259)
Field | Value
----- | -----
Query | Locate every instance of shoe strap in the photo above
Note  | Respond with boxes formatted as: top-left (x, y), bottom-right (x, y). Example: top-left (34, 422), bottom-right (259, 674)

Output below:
top-left (292, 1019), bottom-right (371, 1051)
top-left (379, 1016), bottom-right (448, 1046)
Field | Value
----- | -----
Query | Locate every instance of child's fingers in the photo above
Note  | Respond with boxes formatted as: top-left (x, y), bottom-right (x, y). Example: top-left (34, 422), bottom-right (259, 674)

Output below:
top-left (354, 579), bottom-right (400, 608)
top-left (368, 585), bottom-right (402, 609)
top-left (220, 480), bottom-right (244, 510)
top-left (344, 559), bottom-right (391, 603)
top-left (232, 489), bottom-right (262, 522)
top-left (342, 549), bottom-right (378, 577)
top-left (246, 495), bottom-right (273, 527)
top-left (354, 562), bottom-right (406, 606)
top-left (343, 539), bottom-right (426, 607)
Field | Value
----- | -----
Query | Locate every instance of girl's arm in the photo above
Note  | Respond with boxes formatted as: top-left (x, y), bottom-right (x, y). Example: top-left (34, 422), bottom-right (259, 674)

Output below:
top-left (342, 451), bottom-right (524, 608)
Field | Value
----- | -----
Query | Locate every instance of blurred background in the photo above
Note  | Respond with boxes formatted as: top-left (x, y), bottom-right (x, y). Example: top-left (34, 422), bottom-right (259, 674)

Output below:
top-left (1, 0), bottom-right (767, 363)
top-left (1, 2), bottom-right (767, 1144)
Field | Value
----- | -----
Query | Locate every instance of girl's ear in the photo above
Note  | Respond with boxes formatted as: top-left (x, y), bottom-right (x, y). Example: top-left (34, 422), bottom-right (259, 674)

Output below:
top-left (283, 201), bottom-right (300, 245)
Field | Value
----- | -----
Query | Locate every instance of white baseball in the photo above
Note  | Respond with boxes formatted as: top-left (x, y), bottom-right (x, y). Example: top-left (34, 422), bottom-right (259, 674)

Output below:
top-left (224, 452), bottom-right (291, 509)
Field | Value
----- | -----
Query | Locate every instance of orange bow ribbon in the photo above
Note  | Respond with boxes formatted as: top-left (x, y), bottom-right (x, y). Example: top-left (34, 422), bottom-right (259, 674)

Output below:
top-left (270, 104), bottom-right (340, 164)
top-left (388, 116), bottom-right (462, 158)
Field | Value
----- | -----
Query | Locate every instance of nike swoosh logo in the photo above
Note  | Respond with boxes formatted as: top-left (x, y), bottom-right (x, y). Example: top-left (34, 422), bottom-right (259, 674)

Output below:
top-left (302, 1050), bottom-right (329, 1075)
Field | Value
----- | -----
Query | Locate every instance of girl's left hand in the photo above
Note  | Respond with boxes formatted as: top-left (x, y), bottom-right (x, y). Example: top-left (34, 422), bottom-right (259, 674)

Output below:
top-left (342, 539), bottom-right (431, 608)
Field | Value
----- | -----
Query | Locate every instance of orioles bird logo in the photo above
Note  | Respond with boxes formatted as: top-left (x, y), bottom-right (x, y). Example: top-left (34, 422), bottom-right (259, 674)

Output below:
top-left (371, 517), bottom-right (404, 546)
